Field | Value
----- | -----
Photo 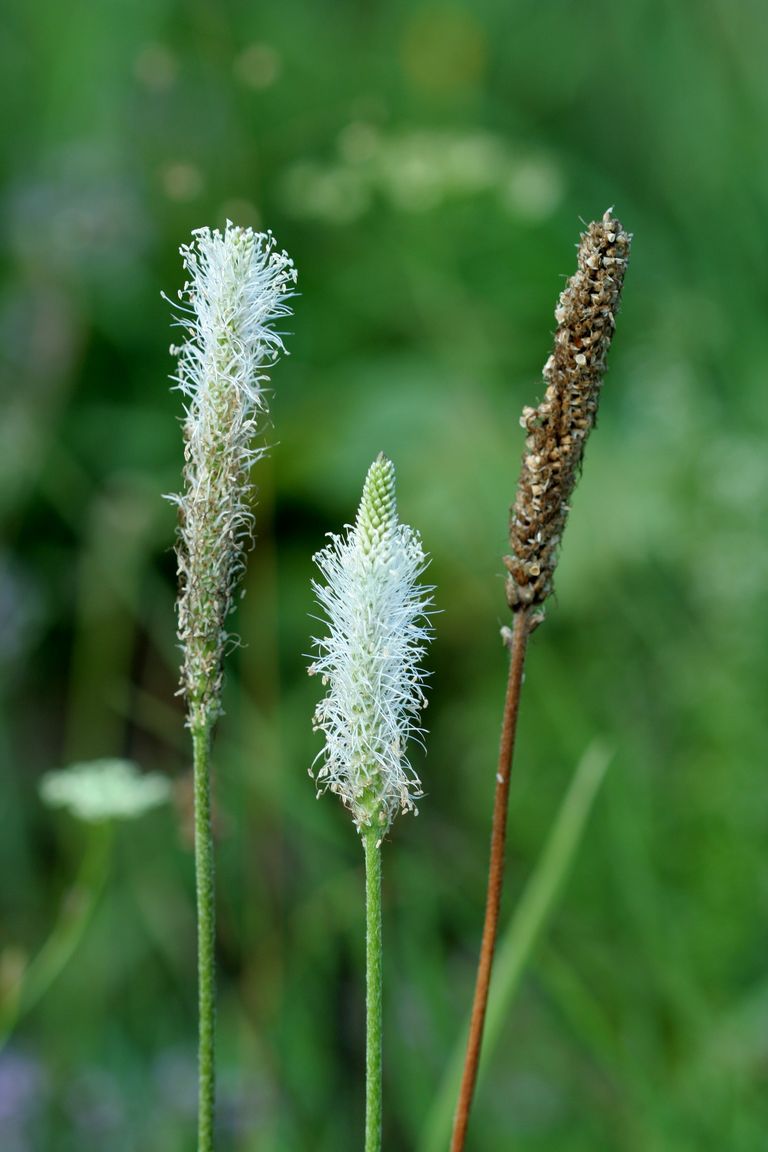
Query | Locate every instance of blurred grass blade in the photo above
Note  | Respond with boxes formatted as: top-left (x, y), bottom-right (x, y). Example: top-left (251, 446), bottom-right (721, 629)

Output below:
top-left (0, 822), bottom-right (112, 1050)
top-left (420, 741), bottom-right (612, 1152)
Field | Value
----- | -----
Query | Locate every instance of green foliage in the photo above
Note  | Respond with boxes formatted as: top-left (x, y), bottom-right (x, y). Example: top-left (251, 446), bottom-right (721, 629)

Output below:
top-left (1, 1), bottom-right (767, 1148)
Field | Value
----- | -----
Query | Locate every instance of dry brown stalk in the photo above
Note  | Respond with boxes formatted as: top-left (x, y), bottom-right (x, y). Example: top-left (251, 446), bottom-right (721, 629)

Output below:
top-left (451, 210), bottom-right (631, 1152)
top-left (450, 608), bottom-right (530, 1152)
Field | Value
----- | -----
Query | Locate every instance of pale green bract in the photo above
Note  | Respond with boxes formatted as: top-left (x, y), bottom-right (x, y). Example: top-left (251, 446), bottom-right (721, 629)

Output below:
top-left (39, 759), bottom-right (171, 823)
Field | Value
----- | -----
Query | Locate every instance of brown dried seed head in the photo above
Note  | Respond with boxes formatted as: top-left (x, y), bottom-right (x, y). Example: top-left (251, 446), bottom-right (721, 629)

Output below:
top-left (505, 209), bottom-right (631, 613)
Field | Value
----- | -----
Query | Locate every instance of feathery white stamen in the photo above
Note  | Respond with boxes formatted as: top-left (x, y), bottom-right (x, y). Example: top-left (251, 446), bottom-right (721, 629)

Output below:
top-left (168, 222), bottom-right (297, 728)
top-left (310, 455), bottom-right (433, 833)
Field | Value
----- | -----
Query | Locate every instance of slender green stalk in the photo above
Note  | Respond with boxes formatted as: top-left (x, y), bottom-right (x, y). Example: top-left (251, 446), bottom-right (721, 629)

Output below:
top-left (192, 722), bottom-right (216, 1152)
top-left (363, 826), bottom-right (383, 1152)
top-left (419, 742), bottom-right (612, 1152)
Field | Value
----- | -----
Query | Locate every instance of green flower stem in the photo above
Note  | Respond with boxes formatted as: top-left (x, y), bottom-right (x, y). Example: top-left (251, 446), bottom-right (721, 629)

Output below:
top-left (192, 722), bottom-right (216, 1152)
top-left (363, 826), bottom-right (383, 1152)
top-left (419, 742), bottom-right (612, 1152)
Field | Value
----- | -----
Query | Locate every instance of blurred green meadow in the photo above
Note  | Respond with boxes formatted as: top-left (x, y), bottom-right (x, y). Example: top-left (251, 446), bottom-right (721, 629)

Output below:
top-left (2, 1), bottom-right (768, 1148)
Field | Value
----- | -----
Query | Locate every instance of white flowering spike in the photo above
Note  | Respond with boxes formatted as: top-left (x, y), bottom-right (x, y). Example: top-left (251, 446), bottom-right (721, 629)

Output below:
top-left (310, 454), bottom-right (434, 835)
top-left (167, 223), bottom-right (297, 730)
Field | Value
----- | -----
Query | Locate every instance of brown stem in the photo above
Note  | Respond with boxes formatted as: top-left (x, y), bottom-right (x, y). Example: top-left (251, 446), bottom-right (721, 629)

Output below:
top-left (450, 609), bottom-right (531, 1152)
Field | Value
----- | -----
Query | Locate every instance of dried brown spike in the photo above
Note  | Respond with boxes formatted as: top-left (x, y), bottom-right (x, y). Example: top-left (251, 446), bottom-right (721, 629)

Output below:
top-left (504, 209), bottom-right (631, 613)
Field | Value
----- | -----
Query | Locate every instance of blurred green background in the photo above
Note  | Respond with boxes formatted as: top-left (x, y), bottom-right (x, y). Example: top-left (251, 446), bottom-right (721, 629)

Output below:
top-left (2, 1), bottom-right (767, 1149)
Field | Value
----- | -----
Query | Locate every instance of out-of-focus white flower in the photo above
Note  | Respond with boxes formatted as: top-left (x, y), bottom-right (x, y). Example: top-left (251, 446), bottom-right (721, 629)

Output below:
top-left (309, 454), bottom-right (433, 836)
top-left (39, 760), bottom-right (171, 823)
top-left (166, 223), bottom-right (297, 729)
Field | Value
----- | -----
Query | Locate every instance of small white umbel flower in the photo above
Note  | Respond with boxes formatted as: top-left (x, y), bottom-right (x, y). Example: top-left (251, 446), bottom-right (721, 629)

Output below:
top-left (168, 222), bottom-right (297, 730)
top-left (310, 454), bottom-right (434, 836)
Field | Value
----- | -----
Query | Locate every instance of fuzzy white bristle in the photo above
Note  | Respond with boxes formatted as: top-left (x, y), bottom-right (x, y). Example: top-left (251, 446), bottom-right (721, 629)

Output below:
top-left (168, 223), bottom-right (297, 729)
top-left (310, 455), bottom-right (433, 833)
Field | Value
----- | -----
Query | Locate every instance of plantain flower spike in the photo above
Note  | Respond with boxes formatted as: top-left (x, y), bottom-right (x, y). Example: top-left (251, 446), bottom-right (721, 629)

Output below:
top-left (505, 209), bottom-right (631, 618)
top-left (309, 454), bottom-right (434, 837)
top-left (168, 223), bottom-right (297, 730)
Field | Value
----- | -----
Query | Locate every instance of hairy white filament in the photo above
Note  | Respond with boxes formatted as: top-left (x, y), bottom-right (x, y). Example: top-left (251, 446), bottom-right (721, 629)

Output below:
top-left (168, 223), bottom-right (297, 728)
top-left (310, 455), bottom-right (433, 834)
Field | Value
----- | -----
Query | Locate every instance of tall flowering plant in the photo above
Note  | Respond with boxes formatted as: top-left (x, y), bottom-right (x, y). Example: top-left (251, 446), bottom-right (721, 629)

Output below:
top-left (310, 454), bottom-right (434, 1151)
top-left (168, 223), bottom-right (296, 1152)
top-left (451, 210), bottom-right (631, 1151)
